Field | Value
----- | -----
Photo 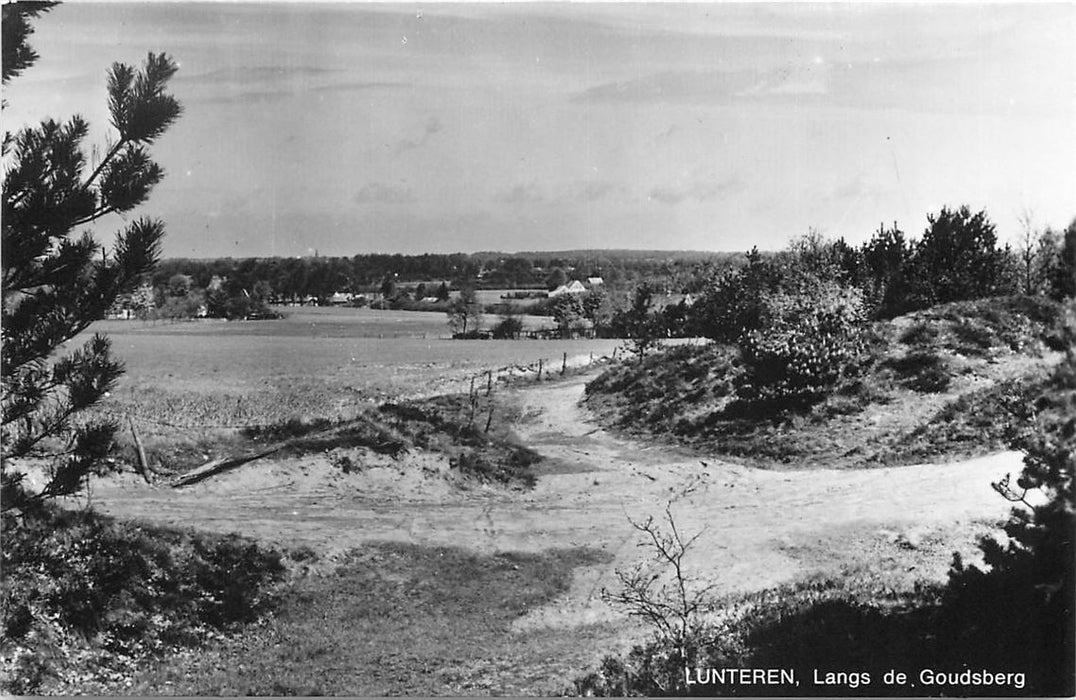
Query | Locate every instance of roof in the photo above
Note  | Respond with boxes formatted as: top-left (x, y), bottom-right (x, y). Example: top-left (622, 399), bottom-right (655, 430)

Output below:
top-left (549, 280), bottom-right (587, 297)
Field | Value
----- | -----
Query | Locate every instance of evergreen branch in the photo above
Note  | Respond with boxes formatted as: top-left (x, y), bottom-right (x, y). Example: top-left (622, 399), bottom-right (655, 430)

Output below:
top-left (71, 204), bottom-right (118, 227)
top-left (81, 137), bottom-right (126, 192)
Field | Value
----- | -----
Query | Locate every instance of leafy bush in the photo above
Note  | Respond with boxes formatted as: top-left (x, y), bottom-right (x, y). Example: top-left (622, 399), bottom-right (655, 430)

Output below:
top-left (1, 507), bottom-right (285, 693)
top-left (733, 281), bottom-right (867, 414)
top-left (490, 315), bottom-right (523, 339)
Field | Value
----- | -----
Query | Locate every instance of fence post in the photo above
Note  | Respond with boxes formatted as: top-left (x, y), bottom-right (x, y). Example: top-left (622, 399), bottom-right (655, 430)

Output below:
top-left (562, 351), bottom-right (567, 375)
top-left (127, 414), bottom-right (152, 484)
top-left (537, 358), bottom-right (543, 381)
top-left (468, 375), bottom-right (477, 427)
top-left (484, 402), bottom-right (494, 433)
top-left (486, 369), bottom-right (493, 396)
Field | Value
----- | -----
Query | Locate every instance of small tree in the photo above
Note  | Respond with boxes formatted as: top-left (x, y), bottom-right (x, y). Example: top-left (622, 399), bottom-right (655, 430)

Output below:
top-left (616, 283), bottom-right (665, 360)
top-left (2, 5), bottom-right (181, 509)
top-left (549, 293), bottom-right (585, 339)
top-left (545, 266), bottom-right (568, 291)
top-left (602, 504), bottom-right (715, 685)
top-left (905, 206), bottom-right (1015, 307)
top-left (491, 310), bottom-right (523, 339)
top-left (379, 273), bottom-right (397, 301)
top-left (860, 222), bottom-right (912, 317)
top-left (446, 285), bottom-right (482, 336)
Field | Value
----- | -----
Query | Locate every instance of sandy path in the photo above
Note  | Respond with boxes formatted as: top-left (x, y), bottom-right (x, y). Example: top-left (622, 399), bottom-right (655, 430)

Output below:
top-left (90, 373), bottom-right (1019, 636)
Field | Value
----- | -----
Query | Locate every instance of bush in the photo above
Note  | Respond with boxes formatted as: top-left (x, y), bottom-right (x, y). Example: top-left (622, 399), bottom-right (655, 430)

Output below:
top-left (0, 507), bottom-right (285, 693)
top-left (733, 281), bottom-right (867, 414)
top-left (491, 315), bottom-right (523, 339)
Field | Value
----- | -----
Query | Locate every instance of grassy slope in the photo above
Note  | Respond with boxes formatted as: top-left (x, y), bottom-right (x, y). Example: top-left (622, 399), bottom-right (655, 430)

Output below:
top-left (121, 543), bottom-right (614, 696)
top-left (585, 296), bottom-right (1064, 469)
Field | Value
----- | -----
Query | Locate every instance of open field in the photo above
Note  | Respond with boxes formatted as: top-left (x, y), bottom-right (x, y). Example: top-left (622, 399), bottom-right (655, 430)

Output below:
top-left (70, 308), bottom-right (622, 471)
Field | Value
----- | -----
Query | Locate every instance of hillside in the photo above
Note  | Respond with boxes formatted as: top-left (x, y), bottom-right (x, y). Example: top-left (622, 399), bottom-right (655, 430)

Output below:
top-left (585, 295), bottom-right (1068, 469)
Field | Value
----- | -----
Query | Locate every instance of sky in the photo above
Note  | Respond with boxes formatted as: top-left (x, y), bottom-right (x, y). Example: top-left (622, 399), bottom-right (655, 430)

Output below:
top-left (3, 2), bottom-right (1074, 258)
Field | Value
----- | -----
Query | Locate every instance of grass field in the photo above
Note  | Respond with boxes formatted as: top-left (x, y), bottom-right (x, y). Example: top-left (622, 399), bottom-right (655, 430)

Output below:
top-left (70, 307), bottom-right (621, 471)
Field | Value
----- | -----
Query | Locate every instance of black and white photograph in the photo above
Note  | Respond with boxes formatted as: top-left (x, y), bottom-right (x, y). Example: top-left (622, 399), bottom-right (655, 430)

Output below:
top-left (1, 1), bottom-right (1074, 695)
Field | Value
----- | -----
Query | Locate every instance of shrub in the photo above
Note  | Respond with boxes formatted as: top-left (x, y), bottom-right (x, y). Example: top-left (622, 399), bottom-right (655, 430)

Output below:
top-left (733, 281), bottom-right (867, 414)
top-left (0, 507), bottom-right (285, 693)
top-left (490, 315), bottom-right (523, 339)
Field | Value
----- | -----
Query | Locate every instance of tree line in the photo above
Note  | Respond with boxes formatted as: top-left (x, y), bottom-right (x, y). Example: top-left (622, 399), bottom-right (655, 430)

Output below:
top-left (148, 251), bottom-right (730, 307)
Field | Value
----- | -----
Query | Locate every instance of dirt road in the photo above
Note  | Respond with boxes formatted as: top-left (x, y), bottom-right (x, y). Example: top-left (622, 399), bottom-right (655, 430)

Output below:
top-left (91, 373), bottom-right (1019, 635)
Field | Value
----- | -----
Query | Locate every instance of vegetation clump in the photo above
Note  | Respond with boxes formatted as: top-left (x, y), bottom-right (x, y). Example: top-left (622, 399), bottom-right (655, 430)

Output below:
top-left (733, 280), bottom-right (867, 414)
top-left (1, 506), bottom-right (285, 695)
top-left (235, 393), bottom-right (541, 487)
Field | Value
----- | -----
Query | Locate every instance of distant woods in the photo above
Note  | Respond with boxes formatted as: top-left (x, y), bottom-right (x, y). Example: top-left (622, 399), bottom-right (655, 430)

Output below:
top-left (145, 250), bottom-right (724, 305)
top-left (120, 207), bottom-right (1074, 329)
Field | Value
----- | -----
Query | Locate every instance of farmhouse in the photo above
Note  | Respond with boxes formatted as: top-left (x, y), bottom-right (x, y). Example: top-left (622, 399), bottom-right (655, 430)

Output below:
top-left (549, 280), bottom-right (587, 297)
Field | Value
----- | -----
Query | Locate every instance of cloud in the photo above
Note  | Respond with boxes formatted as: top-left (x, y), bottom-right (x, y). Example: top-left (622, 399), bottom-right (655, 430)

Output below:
top-left (648, 177), bottom-right (744, 205)
top-left (392, 117), bottom-right (443, 155)
top-left (494, 180), bottom-right (623, 205)
top-left (573, 70), bottom-right (756, 104)
top-left (494, 183), bottom-right (545, 205)
top-left (827, 175), bottom-right (888, 202)
top-left (181, 65), bottom-right (407, 104)
top-left (573, 62), bottom-right (833, 105)
top-left (566, 180), bottom-right (623, 203)
top-left (177, 66), bottom-right (340, 85)
top-left (308, 81), bottom-right (408, 94)
top-left (353, 182), bottom-right (414, 204)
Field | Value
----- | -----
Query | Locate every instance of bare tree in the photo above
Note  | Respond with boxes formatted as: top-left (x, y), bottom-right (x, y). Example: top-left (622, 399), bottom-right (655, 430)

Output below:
top-left (602, 503), bottom-right (716, 676)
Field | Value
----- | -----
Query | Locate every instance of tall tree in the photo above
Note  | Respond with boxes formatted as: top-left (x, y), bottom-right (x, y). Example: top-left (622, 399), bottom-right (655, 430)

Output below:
top-left (2, 5), bottom-right (182, 510)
